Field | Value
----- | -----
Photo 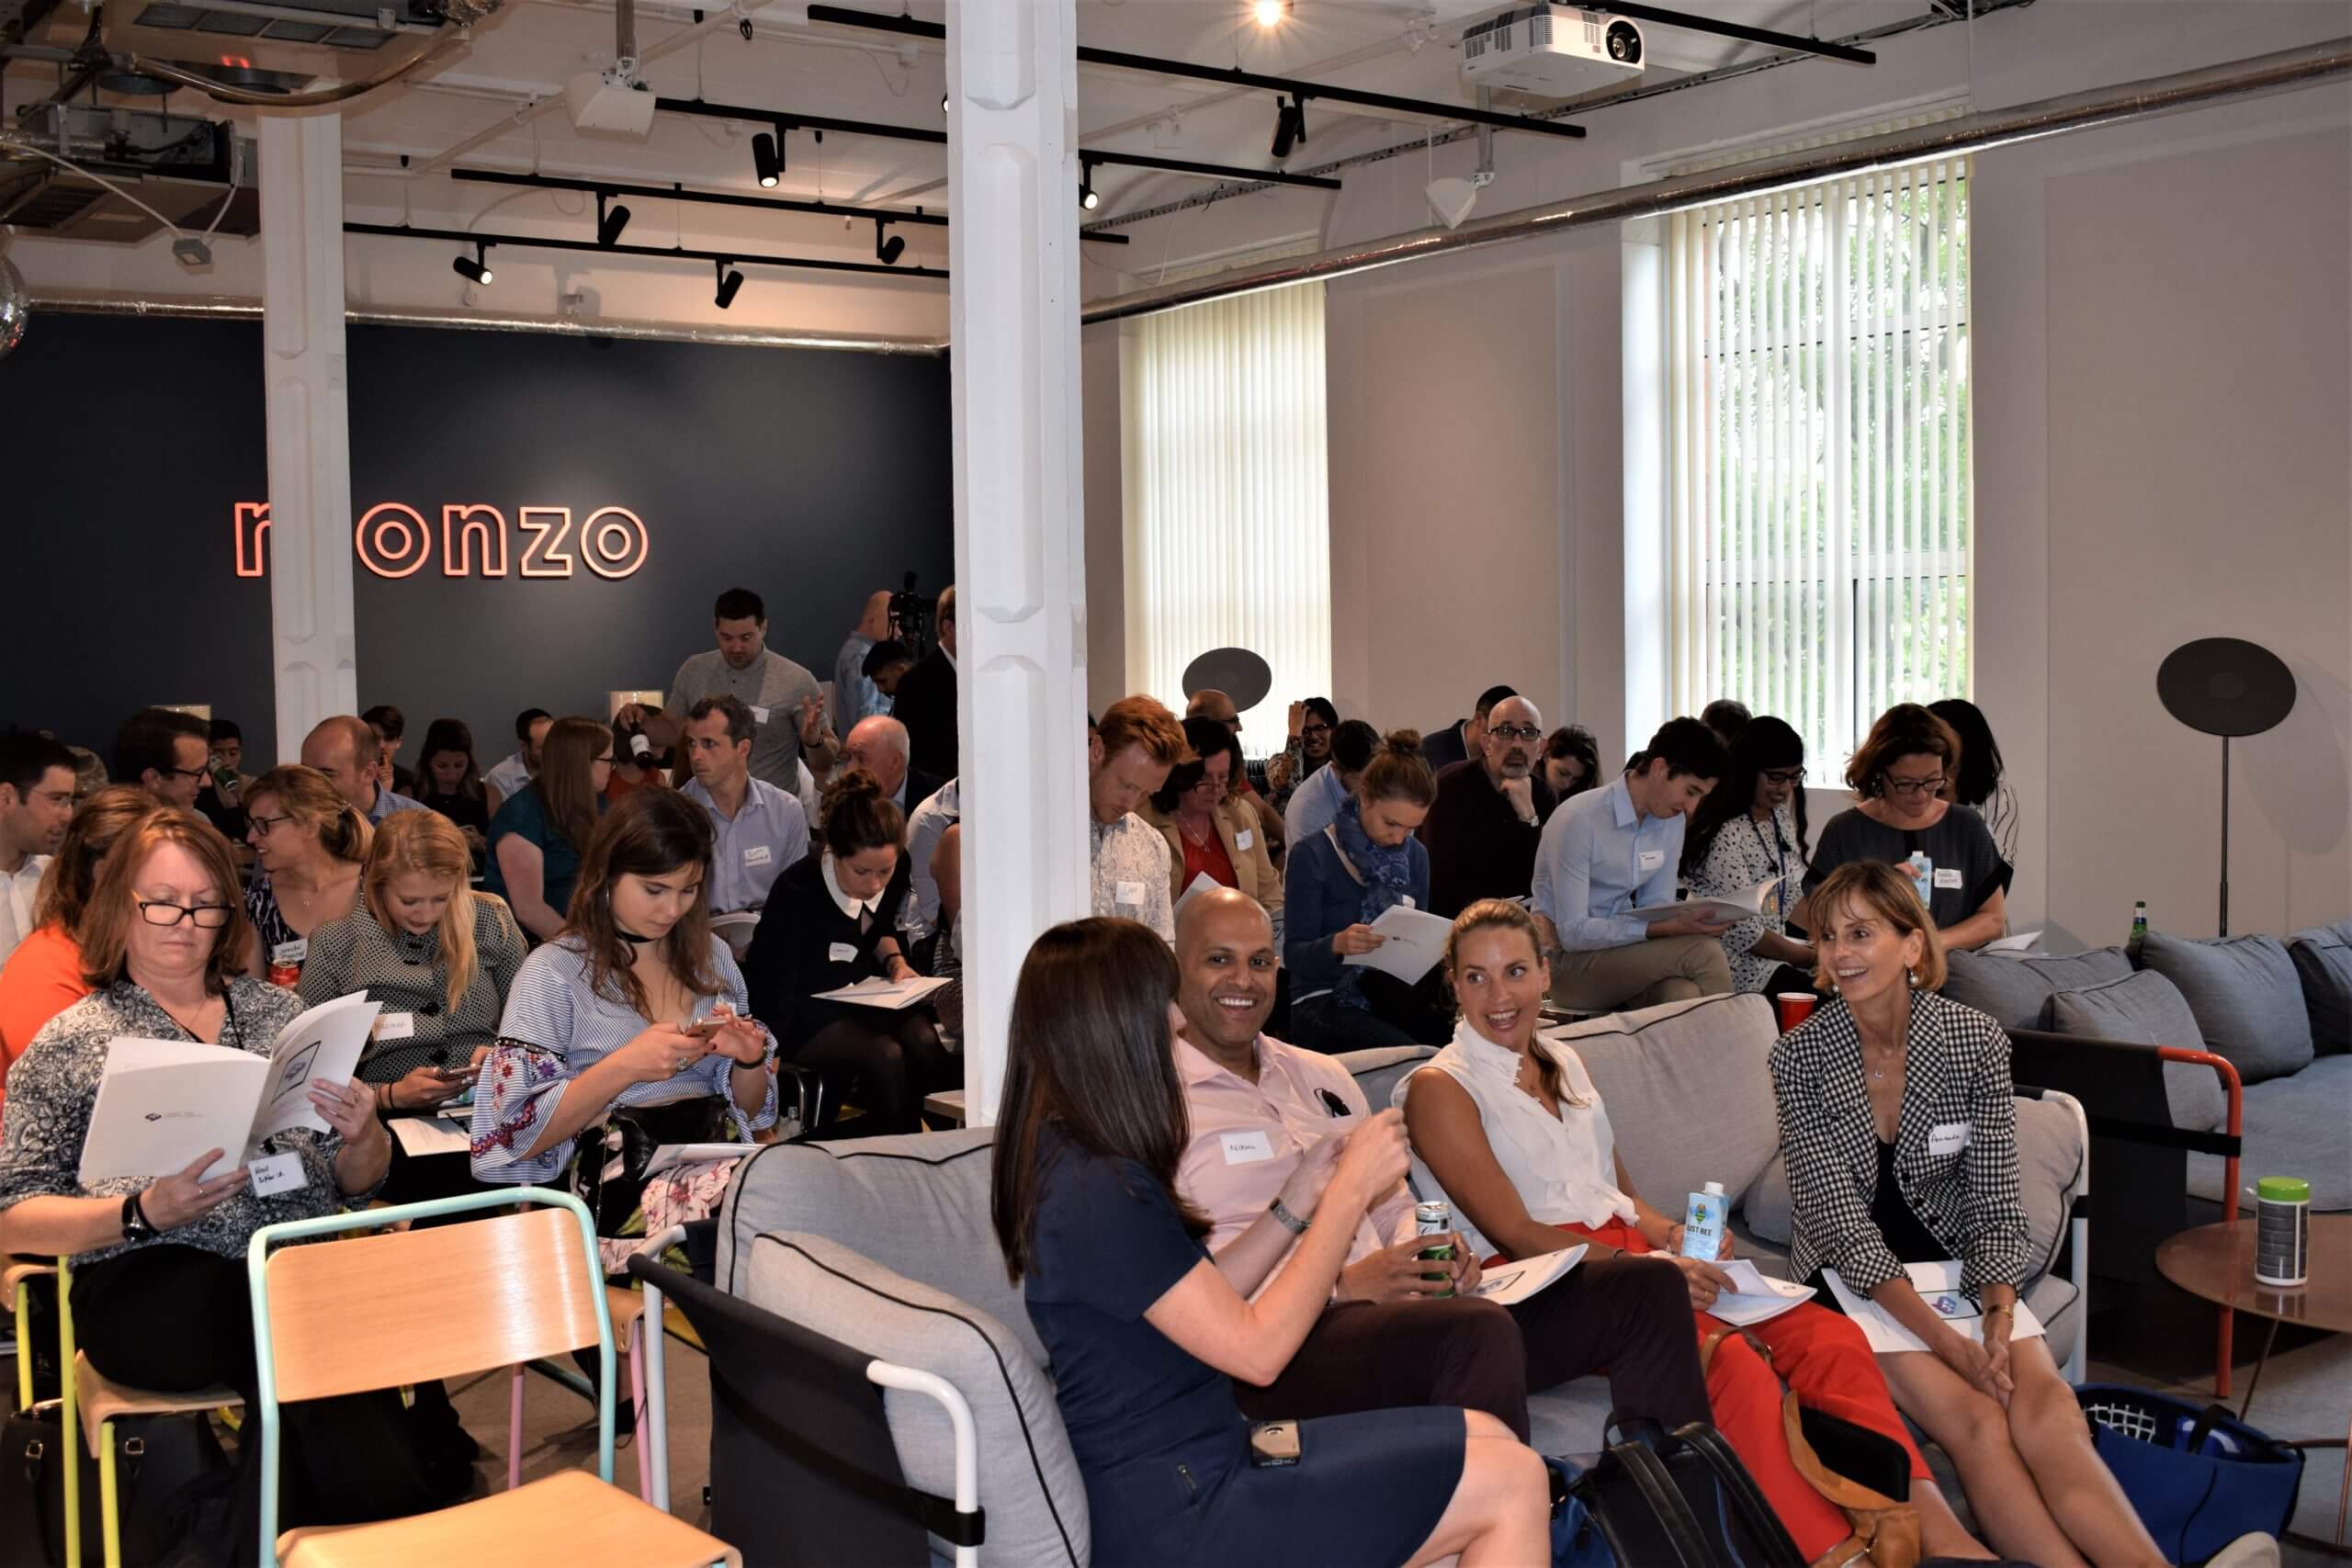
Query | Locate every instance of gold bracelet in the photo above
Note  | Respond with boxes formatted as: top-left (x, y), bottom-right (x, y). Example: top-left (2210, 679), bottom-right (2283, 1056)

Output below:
top-left (1984, 1303), bottom-right (2015, 1319)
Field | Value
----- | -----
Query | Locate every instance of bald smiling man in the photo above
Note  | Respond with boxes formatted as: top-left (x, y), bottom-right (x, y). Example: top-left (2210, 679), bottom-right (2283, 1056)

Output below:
top-left (1167, 887), bottom-right (1711, 1448)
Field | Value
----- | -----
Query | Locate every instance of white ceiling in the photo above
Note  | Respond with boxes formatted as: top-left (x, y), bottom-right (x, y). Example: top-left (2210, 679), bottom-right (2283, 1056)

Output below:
top-left (6, 0), bottom-right (1926, 247)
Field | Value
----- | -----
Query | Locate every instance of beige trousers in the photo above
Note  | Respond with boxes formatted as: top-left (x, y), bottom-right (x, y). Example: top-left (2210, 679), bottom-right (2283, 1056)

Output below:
top-left (1550, 933), bottom-right (1734, 1012)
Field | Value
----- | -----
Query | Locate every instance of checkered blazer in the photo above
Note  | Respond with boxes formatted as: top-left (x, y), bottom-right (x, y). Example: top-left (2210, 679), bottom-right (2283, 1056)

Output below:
top-left (1768, 989), bottom-right (2031, 1299)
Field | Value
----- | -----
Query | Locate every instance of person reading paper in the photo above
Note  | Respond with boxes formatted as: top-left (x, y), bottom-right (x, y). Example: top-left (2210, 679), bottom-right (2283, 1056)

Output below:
top-left (0, 809), bottom-right (465, 1554)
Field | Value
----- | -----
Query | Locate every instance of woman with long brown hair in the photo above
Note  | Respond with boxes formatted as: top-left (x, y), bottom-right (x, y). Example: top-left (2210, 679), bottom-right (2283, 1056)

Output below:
top-left (240, 763), bottom-right (369, 983)
top-left (0, 785), bottom-right (162, 1101)
top-left (483, 714), bottom-right (612, 942)
top-left (991, 916), bottom-right (1548, 1568)
top-left (1401, 898), bottom-right (1992, 1562)
top-left (469, 788), bottom-right (775, 1269)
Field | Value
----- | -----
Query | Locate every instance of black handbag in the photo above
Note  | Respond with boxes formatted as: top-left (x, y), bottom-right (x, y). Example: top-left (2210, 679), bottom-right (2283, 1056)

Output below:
top-left (571, 1096), bottom-right (738, 1237)
top-left (0, 1403), bottom-right (226, 1568)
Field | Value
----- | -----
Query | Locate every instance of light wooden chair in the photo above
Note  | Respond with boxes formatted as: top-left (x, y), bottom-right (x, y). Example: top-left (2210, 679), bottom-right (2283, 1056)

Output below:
top-left (245, 1188), bottom-right (735, 1568)
top-left (71, 1351), bottom-right (243, 1568)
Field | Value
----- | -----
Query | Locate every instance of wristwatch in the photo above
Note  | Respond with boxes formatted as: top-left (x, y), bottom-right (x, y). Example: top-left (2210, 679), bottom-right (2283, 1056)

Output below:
top-left (121, 1192), bottom-right (157, 1243)
top-left (1269, 1198), bottom-right (1310, 1235)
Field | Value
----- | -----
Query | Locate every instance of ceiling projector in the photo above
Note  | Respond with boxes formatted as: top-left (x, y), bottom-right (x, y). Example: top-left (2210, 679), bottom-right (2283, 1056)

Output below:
top-left (1462, 6), bottom-right (1645, 96)
top-left (565, 64), bottom-right (657, 139)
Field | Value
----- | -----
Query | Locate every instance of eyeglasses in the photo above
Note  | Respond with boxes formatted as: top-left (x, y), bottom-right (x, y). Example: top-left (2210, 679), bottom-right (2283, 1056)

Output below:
top-left (1760, 766), bottom-right (1807, 786)
top-left (593, 754), bottom-right (616, 766)
top-left (1883, 774), bottom-right (1945, 797)
top-left (1300, 723), bottom-right (1330, 738)
top-left (248, 812), bottom-right (296, 835)
top-left (161, 765), bottom-right (209, 782)
top-left (138, 898), bottom-right (235, 928)
top-left (1487, 724), bottom-right (1544, 744)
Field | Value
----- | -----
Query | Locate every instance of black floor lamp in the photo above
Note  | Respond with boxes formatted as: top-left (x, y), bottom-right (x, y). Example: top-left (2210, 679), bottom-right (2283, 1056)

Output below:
top-left (2155, 637), bottom-right (2296, 937)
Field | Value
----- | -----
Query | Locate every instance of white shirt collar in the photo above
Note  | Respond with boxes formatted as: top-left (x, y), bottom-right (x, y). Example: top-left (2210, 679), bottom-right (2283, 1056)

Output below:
top-left (941, 642), bottom-right (958, 671)
top-left (821, 852), bottom-right (883, 919)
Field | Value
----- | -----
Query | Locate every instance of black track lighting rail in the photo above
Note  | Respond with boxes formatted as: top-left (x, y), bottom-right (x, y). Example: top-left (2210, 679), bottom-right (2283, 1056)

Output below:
top-left (1598, 3), bottom-right (1873, 65)
top-left (347, 222), bottom-right (947, 279)
top-left (447, 166), bottom-right (1129, 244)
top-left (1081, 149), bottom-right (1339, 191)
top-left (654, 96), bottom-right (948, 145)
top-left (804, 5), bottom-right (1589, 138)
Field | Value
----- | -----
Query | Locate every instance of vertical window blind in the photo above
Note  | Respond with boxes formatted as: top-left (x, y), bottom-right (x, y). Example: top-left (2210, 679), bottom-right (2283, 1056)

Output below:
top-left (1125, 279), bottom-right (1332, 733)
top-left (1665, 158), bottom-right (1974, 765)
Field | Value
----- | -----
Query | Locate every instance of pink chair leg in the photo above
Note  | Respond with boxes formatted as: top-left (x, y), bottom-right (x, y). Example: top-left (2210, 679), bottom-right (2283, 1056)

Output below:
top-left (628, 1329), bottom-right (650, 1499)
top-left (507, 1365), bottom-right (526, 1492)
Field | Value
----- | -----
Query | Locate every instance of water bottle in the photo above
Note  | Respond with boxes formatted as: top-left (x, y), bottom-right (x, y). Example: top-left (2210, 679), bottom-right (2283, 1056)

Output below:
top-left (1680, 1181), bottom-right (1727, 1260)
top-left (2131, 900), bottom-right (2148, 944)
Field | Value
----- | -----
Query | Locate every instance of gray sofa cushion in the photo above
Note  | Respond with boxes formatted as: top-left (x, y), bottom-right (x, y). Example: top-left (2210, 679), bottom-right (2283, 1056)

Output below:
top-left (739, 1229), bottom-right (1090, 1567)
top-left (718, 1127), bottom-right (1044, 1363)
top-left (1337, 1044), bottom-right (1438, 1118)
top-left (1942, 947), bottom-right (2132, 1033)
top-left (2188, 1052), bottom-right (2352, 1213)
top-left (2136, 931), bottom-right (2314, 1083)
top-left (2044, 971), bottom-right (2225, 1134)
top-left (2290, 922), bottom-right (2352, 1055)
top-left (1550, 993), bottom-right (1783, 1210)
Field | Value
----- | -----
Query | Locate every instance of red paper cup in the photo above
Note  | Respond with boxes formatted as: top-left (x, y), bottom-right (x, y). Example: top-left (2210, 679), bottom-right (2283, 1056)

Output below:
top-left (1775, 992), bottom-right (1818, 1032)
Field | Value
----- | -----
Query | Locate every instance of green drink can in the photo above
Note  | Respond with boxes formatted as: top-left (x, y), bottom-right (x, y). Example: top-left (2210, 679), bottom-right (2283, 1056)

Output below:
top-left (1415, 1201), bottom-right (1456, 1298)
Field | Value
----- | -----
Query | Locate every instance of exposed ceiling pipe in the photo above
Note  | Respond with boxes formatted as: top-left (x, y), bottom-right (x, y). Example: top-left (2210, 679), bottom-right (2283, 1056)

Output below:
top-left (1082, 34), bottom-right (2352, 324)
top-left (28, 288), bottom-right (947, 351)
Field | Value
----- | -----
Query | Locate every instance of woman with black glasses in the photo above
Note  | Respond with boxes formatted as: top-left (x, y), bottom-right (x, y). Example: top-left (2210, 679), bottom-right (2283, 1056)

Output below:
top-left (1680, 716), bottom-right (1817, 996)
top-left (1794, 705), bottom-right (2007, 953)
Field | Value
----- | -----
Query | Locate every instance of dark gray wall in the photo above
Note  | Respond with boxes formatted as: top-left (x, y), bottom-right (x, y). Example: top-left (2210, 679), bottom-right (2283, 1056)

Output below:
top-left (3, 312), bottom-right (953, 771)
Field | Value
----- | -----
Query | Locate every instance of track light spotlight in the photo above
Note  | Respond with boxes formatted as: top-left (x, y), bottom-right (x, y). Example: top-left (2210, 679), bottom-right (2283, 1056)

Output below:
top-left (1253, 0), bottom-right (1288, 26)
top-left (875, 220), bottom-right (905, 265)
top-left (451, 243), bottom-right (492, 285)
top-left (1079, 164), bottom-right (1100, 210)
top-left (595, 193), bottom-right (631, 247)
top-left (1270, 95), bottom-right (1306, 160)
top-left (752, 130), bottom-right (782, 188)
top-left (714, 257), bottom-right (746, 310)
top-left (941, 92), bottom-right (949, 113)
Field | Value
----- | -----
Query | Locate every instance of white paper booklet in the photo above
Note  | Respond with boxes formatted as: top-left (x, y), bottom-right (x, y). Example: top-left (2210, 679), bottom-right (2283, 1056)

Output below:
top-left (1984, 930), bottom-right (2043, 953)
top-left (1472, 1244), bottom-right (1588, 1307)
top-left (644, 1141), bottom-right (752, 1178)
top-left (1627, 877), bottom-right (1781, 926)
top-left (1708, 1259), bottom-right (1817, 1326)
top-left (1174, 873), bottom-right (1223, 917)
top-left (814, 974), bottom-right (955, 1010)
top-left (79, 991), bottom-right (381, 1184)
top-left (1341, 905), bottom-right (1454, 985)
top-left (388, 1115), bottom-right (472, 1159)
top-left (1823, 1260), bottom-right (2046, 1354)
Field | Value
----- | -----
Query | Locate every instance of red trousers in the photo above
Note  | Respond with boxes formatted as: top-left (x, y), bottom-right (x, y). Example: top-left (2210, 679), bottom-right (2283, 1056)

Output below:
top-left (1543, 1220), bottom-right (1928, 1562)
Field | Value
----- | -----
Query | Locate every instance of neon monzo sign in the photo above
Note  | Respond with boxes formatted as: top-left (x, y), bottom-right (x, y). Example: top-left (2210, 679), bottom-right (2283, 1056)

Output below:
top-left (233, 502), bottom-right (650, 581)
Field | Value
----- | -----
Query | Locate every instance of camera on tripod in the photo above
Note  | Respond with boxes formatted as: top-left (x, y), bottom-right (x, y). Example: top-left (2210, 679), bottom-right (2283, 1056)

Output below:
top-left (888, 571), bottom-right (936, 658)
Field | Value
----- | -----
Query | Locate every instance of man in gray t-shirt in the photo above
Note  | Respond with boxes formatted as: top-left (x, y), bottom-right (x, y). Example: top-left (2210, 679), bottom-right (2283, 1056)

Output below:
top-left (617, 587), bottom-right (838, 796)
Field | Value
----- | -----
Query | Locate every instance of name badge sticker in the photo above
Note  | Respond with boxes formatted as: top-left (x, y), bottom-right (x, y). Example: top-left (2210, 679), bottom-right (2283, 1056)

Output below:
top-left (828, 942), bottom-right (860, 964)
top-left (1235, 829), bottom-right (1255, 852)
top-left (1928, 1122), bottom-right (1971, 1158)
top-left (748, 705), bottom-right (771, 725)
top-left (1636, 849), bottom-right (1666, 873)
top-left (1114, 880), bottom-right (1147, 908)
top-left (271, 939), bottom-right (308, 966)
top-left (249, 1153), bottom-right (310, 1197)
top-left (1221, 1129), bottom-right (1275, 1165)
top-left (744, 844), bottom-right (773, 866)
top-left (373, 1012), bottom-right (416, 1042)
top-left (1932, 867), bottom-right (1962, 890)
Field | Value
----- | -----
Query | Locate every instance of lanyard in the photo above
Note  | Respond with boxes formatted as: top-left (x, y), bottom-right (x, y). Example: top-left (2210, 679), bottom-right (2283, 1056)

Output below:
top-left (1747, 811), bottom-right (1792, 919)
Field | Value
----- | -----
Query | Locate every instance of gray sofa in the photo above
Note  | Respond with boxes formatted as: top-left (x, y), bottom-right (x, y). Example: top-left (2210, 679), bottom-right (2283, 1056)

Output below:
top-left (1944, 921), bottom-right (2352, 1213)
top-left (716, 991), bottom-right (2090, 1563)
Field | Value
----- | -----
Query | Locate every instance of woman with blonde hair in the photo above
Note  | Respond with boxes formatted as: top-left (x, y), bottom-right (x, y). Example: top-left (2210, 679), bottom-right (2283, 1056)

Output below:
top-left (300, 810), bottom-right (528, 1123)
top-left (1401, 897), bottom-right (1995, 1562)
top-left (1772, 863), bottom-right (2231, 1567)
top-left (241, 763), bottom-right (369, 983)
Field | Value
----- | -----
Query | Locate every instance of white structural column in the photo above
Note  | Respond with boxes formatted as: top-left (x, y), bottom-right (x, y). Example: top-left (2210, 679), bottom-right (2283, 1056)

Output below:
top-left (948, 0), bottom-right (1090, 1125)
top-left (258, 113), bottom-right (358, 760)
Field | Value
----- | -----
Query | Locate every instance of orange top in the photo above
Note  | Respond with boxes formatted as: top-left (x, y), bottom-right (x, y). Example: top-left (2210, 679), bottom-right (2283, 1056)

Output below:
top-left (0, 923), bottom-right (93, 1111)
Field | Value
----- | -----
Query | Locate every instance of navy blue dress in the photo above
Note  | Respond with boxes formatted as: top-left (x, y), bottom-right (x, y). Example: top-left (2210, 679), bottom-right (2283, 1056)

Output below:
top-left (1023, 1126), bottom-right (1464, 1568)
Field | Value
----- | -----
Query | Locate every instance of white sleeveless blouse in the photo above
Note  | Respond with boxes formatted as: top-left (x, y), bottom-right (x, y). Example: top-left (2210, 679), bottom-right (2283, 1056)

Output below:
top-left (1396, 1018), bottom-right (1638, 1260)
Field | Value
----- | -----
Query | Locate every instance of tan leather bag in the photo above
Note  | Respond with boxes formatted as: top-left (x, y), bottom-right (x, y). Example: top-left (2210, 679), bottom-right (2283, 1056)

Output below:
top-left (1701, 1326), bottom-right (1923, 1568)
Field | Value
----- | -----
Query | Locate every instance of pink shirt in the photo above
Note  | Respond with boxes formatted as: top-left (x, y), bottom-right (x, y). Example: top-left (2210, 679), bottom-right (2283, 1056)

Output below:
top-left (1174, 1032), bottom-right (1416, 1280)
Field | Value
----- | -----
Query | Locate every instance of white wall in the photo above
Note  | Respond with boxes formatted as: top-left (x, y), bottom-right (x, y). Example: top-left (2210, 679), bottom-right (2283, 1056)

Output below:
top-left (1082, 0), bottom-right (2352, 939)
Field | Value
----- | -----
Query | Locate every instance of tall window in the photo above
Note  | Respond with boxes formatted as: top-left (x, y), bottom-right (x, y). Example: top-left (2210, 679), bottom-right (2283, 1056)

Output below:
top-left (1124, 280), bottom-right (1331, 728)
top-left (1665, 158), bottom-right (1973, 763)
